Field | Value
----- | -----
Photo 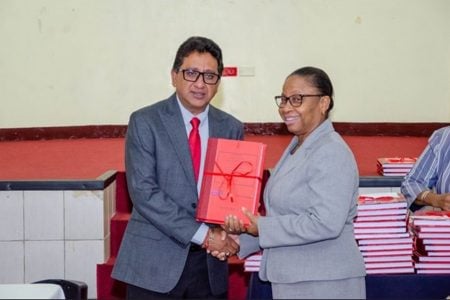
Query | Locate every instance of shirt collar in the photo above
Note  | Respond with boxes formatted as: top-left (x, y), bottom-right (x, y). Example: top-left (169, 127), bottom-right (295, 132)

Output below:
top-left (175, 95), bottom-right (209, 127)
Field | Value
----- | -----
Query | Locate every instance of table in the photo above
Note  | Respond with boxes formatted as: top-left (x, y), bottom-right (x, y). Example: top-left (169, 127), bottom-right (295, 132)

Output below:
top-left (0, 284), bottom-right (66, 299)
top-left (247, 273), bottom-right (450, 299)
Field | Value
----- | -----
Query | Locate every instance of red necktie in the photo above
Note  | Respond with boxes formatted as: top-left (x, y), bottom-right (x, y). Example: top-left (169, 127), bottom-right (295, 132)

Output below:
top-left (189, 117), bottom-right (201, 182)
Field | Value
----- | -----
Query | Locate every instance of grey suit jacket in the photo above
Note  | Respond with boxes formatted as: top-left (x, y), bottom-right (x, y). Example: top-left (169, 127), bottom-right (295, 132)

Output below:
top-left (112, 93), bottom-right (243, 294)
top-left (240, 119), bottom-right (366, 284)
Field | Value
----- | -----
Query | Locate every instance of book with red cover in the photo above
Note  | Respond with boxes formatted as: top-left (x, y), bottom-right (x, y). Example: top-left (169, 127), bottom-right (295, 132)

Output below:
top-left (196, 138), bottom-right (266, 225)
top-left (415, 238), bottom-right (450, 253)
top-left (364, 255), bottom-right (412, 262)
top-left (244, 260), bottom-right (261, 267)
top-left (376, 157), bottom-right (416, 177)
top-left (422, 239), bottom-right (450, 245)
top-left (379, 172), bottom-right (410, 177)
top-left (355, 227), bottom-right (407, 234)
top-left (366, 267), bottom-right (415, 274)
top-left (412, 210), bottom-right (450, 227)
top-left (376, 166), bottom-right (411, 177)
top-left (427, 251), bottom-right (450, 256)
top-left (245, 253), bottom-right (262, 261)
top-left (355, 214), bottom-right (406, 222)
top-left (425, 245), bottom-right (450, 251)
top-left (377, 157), bottom-right (417, 168)
top-left (417, 269), bottom-right (450, 274)
top-left (361, 249), bottom-right (413, 257)
top-left (358, 237), bottom-right (413, 245)
top-left (412, 210), bottom-right (450, 219)
top-left (357, 193), bottom-right (407, 210)
top-left (415, 232), bottom-right (450, 239)
top-left (414, 239), bottom-right (450, 256)
top-left (414, 253), bottom-right (450, 262)
top-left (365, 261), bottom-right (414, 269)
top-left (414, 226), bottom-right (450, 233)
top-left (359, 243), bottom-right (413, 252)
top-left (354, 220), bottom-right (406, 228)
top-left (357, 208), bottom-right (407, 217)
top-left (244, 252), bottom-right (262, 272)
top-left (415, 262), bottom-right (450, 269)
top-left (244, 266), bottom-right (260, 272)
top-left (355, 232), bottom-right (410, 240)
top-left (379, 167), bottom-right (413, 173)
top-left (414, 220), bottom-right (450, 227)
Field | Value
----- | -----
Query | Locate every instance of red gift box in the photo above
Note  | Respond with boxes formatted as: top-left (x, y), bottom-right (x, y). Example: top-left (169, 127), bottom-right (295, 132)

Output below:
top-left (196, 138), bottom-right (267, 225)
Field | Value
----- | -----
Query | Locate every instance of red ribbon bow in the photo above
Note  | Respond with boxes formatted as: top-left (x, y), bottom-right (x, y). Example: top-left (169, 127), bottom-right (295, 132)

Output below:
top-left (205, 161), bottom-right (261, 202)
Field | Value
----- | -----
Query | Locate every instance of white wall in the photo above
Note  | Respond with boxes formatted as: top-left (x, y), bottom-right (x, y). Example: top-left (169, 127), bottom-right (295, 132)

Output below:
top-left (0, 0), bottom-right (449, 128)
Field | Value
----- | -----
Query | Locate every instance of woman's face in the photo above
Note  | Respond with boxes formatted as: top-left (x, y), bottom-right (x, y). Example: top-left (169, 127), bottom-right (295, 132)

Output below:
top-left (278, 75), bottom-right (330, 140)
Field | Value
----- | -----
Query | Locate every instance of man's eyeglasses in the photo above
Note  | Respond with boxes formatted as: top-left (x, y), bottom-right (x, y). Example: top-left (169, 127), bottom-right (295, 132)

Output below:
top-left (274, 94), bottom-right (324, 107)
top-left (179, 69), bottom-right (221, 85)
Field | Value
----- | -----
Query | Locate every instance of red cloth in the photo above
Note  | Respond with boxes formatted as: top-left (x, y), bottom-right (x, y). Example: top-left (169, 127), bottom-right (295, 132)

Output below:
top-left (189, 117), bottom-right (201, 182)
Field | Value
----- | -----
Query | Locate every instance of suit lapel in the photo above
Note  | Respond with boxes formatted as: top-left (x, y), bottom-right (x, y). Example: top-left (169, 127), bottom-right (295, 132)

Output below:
top-left (270, 137), bottom-right (298, 179)
top-left (272, 120), bottom-right (335, 180)
top-left (159, 95), bottom-right (197, 187)
top-left (208, 106), bottom-right (226, 138)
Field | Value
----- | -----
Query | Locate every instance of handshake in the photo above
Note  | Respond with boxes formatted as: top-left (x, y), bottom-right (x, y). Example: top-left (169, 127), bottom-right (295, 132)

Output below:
top-left (201, 227), bottom-right (239, 261)
top-left (200, 209), bottom-right (260, 261)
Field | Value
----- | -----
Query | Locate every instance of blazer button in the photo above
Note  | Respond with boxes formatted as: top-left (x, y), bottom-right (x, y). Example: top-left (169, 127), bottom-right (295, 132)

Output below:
top-left (191, 203), bottom-right (197, 209)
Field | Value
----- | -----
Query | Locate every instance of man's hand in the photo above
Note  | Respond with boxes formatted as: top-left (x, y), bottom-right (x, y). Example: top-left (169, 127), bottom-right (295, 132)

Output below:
top-left (419, 191), bottom-right (450, 211)
top-left (205, 227), bottom-right (239, 261)
top-left (434, 193), bottom-right (450, 211)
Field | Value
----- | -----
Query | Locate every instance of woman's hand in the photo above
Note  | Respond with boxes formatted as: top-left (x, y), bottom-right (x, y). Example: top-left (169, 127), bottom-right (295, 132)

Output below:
top-left (224, 214), bottom-right (246, 234)
top-left (224, 207), bottom-right (260, 236)
top-left (241, 207), bottom-right (260, 236)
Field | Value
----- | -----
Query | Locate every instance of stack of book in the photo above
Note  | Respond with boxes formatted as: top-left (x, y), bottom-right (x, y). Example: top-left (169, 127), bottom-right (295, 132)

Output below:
top-left (377, 157), bottom-right (417, 177)
top-left (243, 252), bottom-right (262, 272)
top-left (355, 192), bottom-right (414, 274)
top-left (411, 210), bottom-right (450, 274)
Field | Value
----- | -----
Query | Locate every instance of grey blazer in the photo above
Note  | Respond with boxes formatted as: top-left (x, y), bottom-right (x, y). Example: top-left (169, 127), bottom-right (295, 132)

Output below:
top-left (112, 93), bottom-right (244, 294)
top-left (240, 119), bottom-right (366, 284)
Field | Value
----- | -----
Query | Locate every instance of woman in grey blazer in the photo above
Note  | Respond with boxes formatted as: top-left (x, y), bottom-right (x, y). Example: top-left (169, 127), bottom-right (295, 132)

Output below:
top-left (225, 67), bottom-right (366, 299)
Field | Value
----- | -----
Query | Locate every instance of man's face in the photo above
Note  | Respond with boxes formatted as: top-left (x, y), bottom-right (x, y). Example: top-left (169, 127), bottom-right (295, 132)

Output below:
top-left (171, 51), bottom-right (220, 115)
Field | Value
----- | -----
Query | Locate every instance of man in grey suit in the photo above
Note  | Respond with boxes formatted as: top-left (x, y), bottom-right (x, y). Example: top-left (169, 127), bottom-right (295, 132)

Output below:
top-left (112, 36), bottom-right (243, 299)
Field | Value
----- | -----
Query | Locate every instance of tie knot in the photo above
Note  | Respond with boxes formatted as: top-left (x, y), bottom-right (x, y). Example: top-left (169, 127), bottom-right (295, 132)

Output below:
top-left (190, 117), bottom-right (200, 129)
